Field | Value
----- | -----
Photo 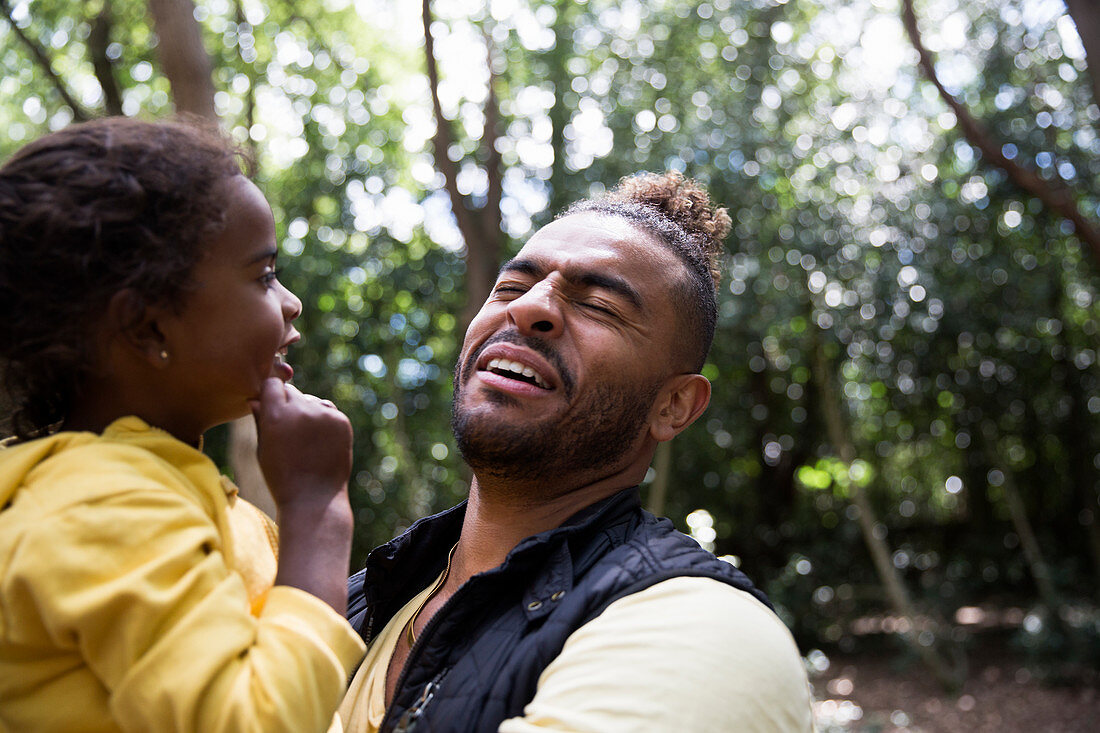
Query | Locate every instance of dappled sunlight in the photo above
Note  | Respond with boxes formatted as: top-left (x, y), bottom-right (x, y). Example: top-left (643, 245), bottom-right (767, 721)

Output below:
top-left (2, 0), bottom-right (1100, 715)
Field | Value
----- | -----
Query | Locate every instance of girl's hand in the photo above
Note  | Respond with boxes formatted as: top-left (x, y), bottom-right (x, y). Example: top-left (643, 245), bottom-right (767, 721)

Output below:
top-left (249, 378), bottom-right (353, 508)
top-left (249, 378), bottom-right (355, 613)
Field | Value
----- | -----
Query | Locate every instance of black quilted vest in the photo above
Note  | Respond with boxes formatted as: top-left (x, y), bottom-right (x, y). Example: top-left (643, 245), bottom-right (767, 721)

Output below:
top-left (346, 488), bottom-right (771, 733)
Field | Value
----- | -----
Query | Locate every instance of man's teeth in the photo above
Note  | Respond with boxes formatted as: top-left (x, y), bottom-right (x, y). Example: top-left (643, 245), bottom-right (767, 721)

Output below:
top-left (486, 357), bottom-right (548, 388)
top-left (275, 352), bottom-right (286, 364)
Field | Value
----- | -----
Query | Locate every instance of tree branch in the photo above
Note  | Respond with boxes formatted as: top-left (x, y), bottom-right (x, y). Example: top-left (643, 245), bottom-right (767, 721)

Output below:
top-left (89, 0), bottom-right (123, 116)
top-left (466, 25), bottom-right (505, 320)
top-left (424, 0), bottom-right (502, 330)
top-left (902, 0), bottom-right (1100, 266)
top-left (481, 28), bottom-right (503, 248)
top-left (0, 0), bottom-right (91, 121)
top-left (546, 0), bottom-right (573, 217)
top-left (422, 0), bottom-right (483, 251)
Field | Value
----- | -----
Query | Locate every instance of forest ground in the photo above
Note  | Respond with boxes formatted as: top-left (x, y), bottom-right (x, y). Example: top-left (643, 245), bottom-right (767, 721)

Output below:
top-left (809, 631), bottom-right (1099, 732)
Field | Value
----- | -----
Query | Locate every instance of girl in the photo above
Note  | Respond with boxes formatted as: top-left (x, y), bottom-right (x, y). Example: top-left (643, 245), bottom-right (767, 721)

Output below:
top-left (0, 117), bottom-right (365, 731)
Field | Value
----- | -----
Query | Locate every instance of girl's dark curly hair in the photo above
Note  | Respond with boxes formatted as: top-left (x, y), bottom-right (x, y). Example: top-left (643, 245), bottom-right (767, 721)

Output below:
top-left (564, 171), bottom-right (731, 373)
top-left (0, 116), bottom-right (247, 439)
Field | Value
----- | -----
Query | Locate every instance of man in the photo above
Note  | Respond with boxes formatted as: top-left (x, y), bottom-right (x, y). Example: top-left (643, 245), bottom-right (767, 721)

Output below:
top-left (342, 172), bottom-right (813, 732)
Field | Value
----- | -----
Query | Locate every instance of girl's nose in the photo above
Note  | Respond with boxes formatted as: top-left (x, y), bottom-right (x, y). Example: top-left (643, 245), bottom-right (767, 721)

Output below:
top-left (281, 284), bottom-right (303, 322)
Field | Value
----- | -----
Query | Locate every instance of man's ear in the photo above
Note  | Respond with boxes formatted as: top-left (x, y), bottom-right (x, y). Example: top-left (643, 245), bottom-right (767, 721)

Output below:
top-left (104, 289), bottom-right (170, 368)
top-left (649, 373), bottom-right (711, 442)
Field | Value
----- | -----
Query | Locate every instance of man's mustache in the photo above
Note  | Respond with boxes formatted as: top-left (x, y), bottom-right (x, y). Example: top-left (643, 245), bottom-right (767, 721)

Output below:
top-left (460, 329), bottom-right (575, 400)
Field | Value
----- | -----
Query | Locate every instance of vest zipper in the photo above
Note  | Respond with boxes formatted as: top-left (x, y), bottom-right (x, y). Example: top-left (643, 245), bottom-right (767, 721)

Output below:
top-left (381, 581), bottom-right (473, 732)
top-left (392, 671), bottom-right (446, 733)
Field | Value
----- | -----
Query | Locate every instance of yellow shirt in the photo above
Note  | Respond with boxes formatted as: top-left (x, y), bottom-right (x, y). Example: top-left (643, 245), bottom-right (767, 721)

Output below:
top-left (338, 574), bottom-right (442, 732)
top-left (341, 576), bottom-right (812, 732)
top-left (0, 417), bottom-right (365, 732)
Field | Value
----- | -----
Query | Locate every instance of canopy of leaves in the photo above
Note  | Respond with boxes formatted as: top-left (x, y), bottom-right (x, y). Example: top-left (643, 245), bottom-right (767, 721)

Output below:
top-left (3, 0), bottom-right (1099, 673)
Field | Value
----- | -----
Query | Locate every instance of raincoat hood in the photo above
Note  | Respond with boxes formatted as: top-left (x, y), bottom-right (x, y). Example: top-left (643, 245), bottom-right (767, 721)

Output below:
top-left (0, 417), bottom-right (223, 514)
top-left (0, 431), bottom-right (96, 510)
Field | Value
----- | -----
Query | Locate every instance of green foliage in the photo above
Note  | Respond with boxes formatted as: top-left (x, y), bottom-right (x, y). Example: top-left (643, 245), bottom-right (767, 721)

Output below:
top-left (4, 0), bottom-right (1100, 672)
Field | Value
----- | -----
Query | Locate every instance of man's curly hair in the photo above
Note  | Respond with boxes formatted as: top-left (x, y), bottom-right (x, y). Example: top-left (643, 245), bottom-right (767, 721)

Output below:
top-left (0, 116), bottom-right (247, 439)
top-left (564, 171), bottom-right (731, 373)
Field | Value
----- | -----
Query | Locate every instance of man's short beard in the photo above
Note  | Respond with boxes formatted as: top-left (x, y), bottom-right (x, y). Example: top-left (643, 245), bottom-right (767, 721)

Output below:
top-left (451, 377), bottom-right (660, 484)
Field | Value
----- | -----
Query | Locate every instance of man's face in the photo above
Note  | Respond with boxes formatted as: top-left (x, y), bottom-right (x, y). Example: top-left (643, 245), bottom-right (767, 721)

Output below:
top-left (451, 212), bottom-right (687, 484)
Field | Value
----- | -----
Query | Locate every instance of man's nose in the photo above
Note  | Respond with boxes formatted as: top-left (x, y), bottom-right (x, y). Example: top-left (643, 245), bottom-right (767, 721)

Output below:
top-left (506, 282), bottom-right (563, 337)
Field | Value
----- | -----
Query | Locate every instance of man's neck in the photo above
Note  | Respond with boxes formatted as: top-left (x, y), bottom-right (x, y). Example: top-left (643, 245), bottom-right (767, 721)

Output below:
top-left (446, 464), bottom-right (648, 588)
top-left (386, 456), bottom-right (653, 705)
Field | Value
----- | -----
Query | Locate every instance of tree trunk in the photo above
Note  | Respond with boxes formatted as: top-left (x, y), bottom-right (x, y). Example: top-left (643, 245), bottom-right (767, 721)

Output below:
top-left (480, 28), bottom-right (504, 250)
top-left (89, 0), bottom-right (124, 116)
top-left (147, 0), bottom-right (217, 120)
top-left (991, 453), bottom-right (1060, 610)
top-left (976, 421), bottom-right (1088, 645)
top-left (812, 334), bottom-right (960, 691)
top-left (546, 0), bottom-right (574, 218)
top-left (422, 0), bottom-right (504, 333)
top-left (228, 420), bottom-right (275, 517)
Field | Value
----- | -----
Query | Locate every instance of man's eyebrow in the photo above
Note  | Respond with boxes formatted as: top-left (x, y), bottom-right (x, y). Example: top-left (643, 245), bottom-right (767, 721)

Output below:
top-left (499, 257), bottom-right (541, 278)
top-left (498, 257), bottom-right (644, 311)
top-left (575, 271), bottom-right (644, 310)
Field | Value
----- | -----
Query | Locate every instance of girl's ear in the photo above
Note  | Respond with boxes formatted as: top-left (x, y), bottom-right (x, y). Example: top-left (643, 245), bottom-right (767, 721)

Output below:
top-left (104, 289), bottom-right (170, 367)
top-left (648, 373), bottom-right (711, 443)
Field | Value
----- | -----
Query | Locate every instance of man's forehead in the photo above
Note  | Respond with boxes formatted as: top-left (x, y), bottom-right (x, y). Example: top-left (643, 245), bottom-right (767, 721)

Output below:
top-left (529, 211), bottom-right (639, 244)
top-left (517, 212), bottom-right (670, 267)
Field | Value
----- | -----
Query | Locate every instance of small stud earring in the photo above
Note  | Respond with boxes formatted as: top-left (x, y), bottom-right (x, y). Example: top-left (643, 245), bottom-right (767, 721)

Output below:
top-left (159, 349), bottom-right (169, 361)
